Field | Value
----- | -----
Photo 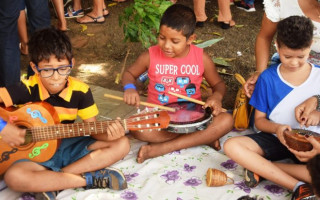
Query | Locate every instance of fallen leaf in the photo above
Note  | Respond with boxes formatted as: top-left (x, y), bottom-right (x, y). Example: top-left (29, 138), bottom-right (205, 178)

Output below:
top-left (115, 73), bottom-right (121, 84)
top-left (196, 38), bottom-right (224, 48)
top-left (211, 32), bottom-right (221, 36)
top-left (108, 3), bottom-right (117, 7)
top-left (213, 57), bottom-right (232, 67)
top-left (193, 39), bottom-right (204, 44)
top-left (87, 33), bottom-right (95, 37)
top-left (80, 24), bottom-right (87, 32)
top-left (235, 24), bottom-right (244, 28)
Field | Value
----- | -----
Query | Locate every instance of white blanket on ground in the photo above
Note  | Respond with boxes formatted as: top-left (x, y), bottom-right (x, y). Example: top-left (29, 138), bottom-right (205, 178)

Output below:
top-left (0, 130), bottom-right (293, 200)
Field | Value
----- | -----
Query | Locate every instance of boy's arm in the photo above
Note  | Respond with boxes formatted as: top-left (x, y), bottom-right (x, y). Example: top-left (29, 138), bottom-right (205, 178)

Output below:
top-left (202, 52), bottom-right (226, 115)
top-left (122, 51), bottom-right (150, 107)
top-left (255, 109), bottom-right (291, 145)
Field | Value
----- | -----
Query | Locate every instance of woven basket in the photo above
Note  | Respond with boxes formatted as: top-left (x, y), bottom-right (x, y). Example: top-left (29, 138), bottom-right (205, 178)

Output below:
top-left (206, 168), bottom-right (234, 187)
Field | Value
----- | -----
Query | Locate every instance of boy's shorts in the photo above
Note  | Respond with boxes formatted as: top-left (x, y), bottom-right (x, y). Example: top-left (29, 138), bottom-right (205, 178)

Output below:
top-left (246, 132), bottom-right (301, 163)
top-left (17, 137), bottom-right (96, 172)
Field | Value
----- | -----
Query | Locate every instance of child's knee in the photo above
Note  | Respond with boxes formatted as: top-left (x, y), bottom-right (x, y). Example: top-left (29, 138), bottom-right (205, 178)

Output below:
top-left (223, 137), bottom-right (242, 156)
top-left (117, 136), bottom-right (130, 156)
top-left (214, 112), bottom-right (234, 129)
top-left (4, 167), bottom-right (25, 190)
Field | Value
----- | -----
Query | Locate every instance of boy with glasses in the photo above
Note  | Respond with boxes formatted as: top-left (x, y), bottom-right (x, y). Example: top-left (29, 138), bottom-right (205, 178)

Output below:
top-left (0, 27), bottom-right (129, 199)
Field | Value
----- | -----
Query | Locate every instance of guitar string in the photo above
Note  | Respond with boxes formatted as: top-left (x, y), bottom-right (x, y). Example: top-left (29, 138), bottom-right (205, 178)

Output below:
top-left (29, 116), bottom-right (163, 141)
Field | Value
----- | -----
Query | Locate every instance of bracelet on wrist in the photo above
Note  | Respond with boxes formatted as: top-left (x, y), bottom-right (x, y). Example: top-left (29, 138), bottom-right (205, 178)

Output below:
top-left (313, 95), bottom-right (320, 111)
top-left (124, 83), bottom-right (137, 91)
top-left (0, 118), bottom-right (7, 133)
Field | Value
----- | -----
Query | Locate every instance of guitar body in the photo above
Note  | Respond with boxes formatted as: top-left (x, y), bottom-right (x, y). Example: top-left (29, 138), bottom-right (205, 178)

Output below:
top-left (0, 102), bottom-right (60, 175)
top-left (284, 129), bottom-right (320, 151)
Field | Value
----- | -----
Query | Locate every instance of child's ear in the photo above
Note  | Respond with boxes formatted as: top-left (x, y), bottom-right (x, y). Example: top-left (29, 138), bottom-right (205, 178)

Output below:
top-left (29, 62), bottom-right (39, 74)
top-left (71, 58), bottom-right (75, 66)
top-left (187, 34), bottom-right (196, 45)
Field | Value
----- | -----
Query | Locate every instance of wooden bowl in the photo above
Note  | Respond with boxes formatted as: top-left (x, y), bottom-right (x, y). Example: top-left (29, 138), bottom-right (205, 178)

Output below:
top-left (283, 129), bottom-right (320, 151)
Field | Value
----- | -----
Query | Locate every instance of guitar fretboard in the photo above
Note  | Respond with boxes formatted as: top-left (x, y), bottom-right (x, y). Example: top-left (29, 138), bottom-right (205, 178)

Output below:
top-left (29, 120), bottom-right (125, 142)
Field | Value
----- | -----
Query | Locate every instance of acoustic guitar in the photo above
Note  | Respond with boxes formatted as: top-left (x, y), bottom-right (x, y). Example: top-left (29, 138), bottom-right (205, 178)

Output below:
top-left (0, 102), bottom-right (170, 175)
top-left (284, 129), bottom-right (320, 151)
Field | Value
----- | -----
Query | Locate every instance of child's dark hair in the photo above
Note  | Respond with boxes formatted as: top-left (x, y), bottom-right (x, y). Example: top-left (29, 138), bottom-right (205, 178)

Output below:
top-left (307, 154), bottom-right (320, 197)
top-left (28, 27), bottom-right (73, 65)
top-left (160, 4), bottom-right (196, 39)
top-left (276, 16), bottom-right (313, 49)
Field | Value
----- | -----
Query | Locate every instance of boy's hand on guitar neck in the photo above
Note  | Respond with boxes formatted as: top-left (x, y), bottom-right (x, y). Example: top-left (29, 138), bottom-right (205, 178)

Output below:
top-left (1, 123), bottom-right (26, 147)
top-left (106, 119), bottom-right (125, 141)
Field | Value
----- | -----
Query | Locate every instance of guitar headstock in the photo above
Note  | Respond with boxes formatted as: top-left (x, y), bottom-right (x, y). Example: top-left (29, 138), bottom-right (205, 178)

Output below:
top-left (126, 111), bottom-right (170, 131)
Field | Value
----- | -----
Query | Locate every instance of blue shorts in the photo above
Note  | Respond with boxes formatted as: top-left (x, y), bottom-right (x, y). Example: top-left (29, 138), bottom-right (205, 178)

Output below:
top-left (17, 137), bottom-right (96, 172)
top-left (246, 132), bottom-right (301, 163)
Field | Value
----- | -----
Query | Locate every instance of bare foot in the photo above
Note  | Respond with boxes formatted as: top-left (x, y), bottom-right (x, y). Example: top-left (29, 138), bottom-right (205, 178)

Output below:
top-left (137, 143), bottom-right (173, 163)
top-left (209, 140), bottom-right (221, 151)
top-left (57, 19), bottom-right (68, 31)
top-left (102, 8), bottom-right (109, 16)
top-left (137, 145), bottom-right (152, 163)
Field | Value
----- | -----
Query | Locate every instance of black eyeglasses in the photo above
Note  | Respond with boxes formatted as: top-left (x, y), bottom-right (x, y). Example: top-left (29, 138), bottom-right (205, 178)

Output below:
top-left (35, 62), bottom-right (73, 78)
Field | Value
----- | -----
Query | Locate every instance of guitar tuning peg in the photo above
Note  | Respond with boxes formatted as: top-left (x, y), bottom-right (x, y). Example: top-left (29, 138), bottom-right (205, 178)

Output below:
top-left (157, 128), bottom-right (161, 131)
top-left (137, 108), bottom-right (141, 114)
top-left (139, 130), bottom-right (144, 132)
top-left (146, 107), bottom-right (149, 112)
top-left (154, 107), bottom-right (159, 111)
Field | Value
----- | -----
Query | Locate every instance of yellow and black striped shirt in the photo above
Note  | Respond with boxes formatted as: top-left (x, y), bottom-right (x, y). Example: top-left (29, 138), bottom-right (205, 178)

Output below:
top-left (0, 75), bottom-right (98, 123)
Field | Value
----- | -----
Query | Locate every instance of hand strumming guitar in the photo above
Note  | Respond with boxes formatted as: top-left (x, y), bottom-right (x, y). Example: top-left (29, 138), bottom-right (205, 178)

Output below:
top-left (0, 121), bottom-right (26, 147)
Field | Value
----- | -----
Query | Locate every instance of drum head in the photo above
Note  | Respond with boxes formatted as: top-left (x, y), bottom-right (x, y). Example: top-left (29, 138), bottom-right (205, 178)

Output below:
top-left (166, 102), bottom-right (212, 125)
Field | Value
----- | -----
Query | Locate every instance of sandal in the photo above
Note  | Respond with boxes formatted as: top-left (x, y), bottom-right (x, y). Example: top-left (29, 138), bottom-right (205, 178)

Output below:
top-left (76, 15), bottom-right (105, 24)
top-left (64, 8), bottom-right (84, 18)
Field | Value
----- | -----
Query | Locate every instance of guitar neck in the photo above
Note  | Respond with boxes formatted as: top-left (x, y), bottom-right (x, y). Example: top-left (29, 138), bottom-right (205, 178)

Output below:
top-left (29, 120), bottom-right (125, 142)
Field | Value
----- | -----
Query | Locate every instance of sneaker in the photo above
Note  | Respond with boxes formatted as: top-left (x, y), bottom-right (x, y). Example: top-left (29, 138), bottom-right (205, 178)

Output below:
top-left (83, 167), bottom-right (127, 190)
top-left (234, 1), bottom-right (256, 12)
top-left (64, 7), bottom-right (84, 18)
top-left (244, 168), bottom-right (260, 188)
top-left (291, 183), bottom-right (317, 200)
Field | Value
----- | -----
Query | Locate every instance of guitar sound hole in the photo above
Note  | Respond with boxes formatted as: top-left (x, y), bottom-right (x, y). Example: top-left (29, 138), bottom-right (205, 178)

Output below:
top-left (18, 126), bottom-right (33, 146)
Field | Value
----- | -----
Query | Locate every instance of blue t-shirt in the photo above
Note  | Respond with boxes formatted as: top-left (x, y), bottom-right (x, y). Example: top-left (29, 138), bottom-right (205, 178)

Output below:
top-left (250, 63), bottom-right (320, 132)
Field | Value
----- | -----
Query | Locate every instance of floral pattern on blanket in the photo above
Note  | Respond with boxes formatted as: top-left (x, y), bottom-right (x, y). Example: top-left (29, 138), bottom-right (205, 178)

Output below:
top-left (2, 130), bottom-right (293, 200)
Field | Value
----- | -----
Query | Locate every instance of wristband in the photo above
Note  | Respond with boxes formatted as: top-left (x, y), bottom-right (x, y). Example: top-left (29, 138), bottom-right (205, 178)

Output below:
top-left (124, 83), bottom-right (136, 91)
top-left (0, 118), bottom-right (7, 133)
top-left (314, 95), bottom-right (320, 111)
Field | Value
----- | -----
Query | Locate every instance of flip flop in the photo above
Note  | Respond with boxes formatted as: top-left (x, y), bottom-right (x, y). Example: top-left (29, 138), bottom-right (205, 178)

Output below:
top-left (65, 8), bottom-right (84, 18)
top-left (76, 15), bottom-right (105, 24)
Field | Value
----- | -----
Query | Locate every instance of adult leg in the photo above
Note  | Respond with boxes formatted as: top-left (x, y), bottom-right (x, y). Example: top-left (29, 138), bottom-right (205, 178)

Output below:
top-left (137, 112), bottom-right (233, 163)
top-left (18, 9), bottom-right (29, 55)
top-left (51, 0), bottom-right (68, 31)
top-left (0, 0), bottom-right (21, 87)
top-left (76, 0), bottom-right (105, 23)
top-left (193, 0), bottom-right (207, 22)
top-left (224, 136), bottom-right (299, 190)
top-left (25, 0), bottom-right (51, 77)
top-left (217, 0), bottom-right (235, 27)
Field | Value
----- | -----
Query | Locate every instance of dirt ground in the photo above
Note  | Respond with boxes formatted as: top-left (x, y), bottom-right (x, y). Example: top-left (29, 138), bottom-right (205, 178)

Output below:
top-left (21, 0), bottom-right (271, 109)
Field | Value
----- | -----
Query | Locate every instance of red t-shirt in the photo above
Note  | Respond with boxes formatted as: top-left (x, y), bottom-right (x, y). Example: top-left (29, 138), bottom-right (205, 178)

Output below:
top-left (147, 44), bottom-right (204, 105)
